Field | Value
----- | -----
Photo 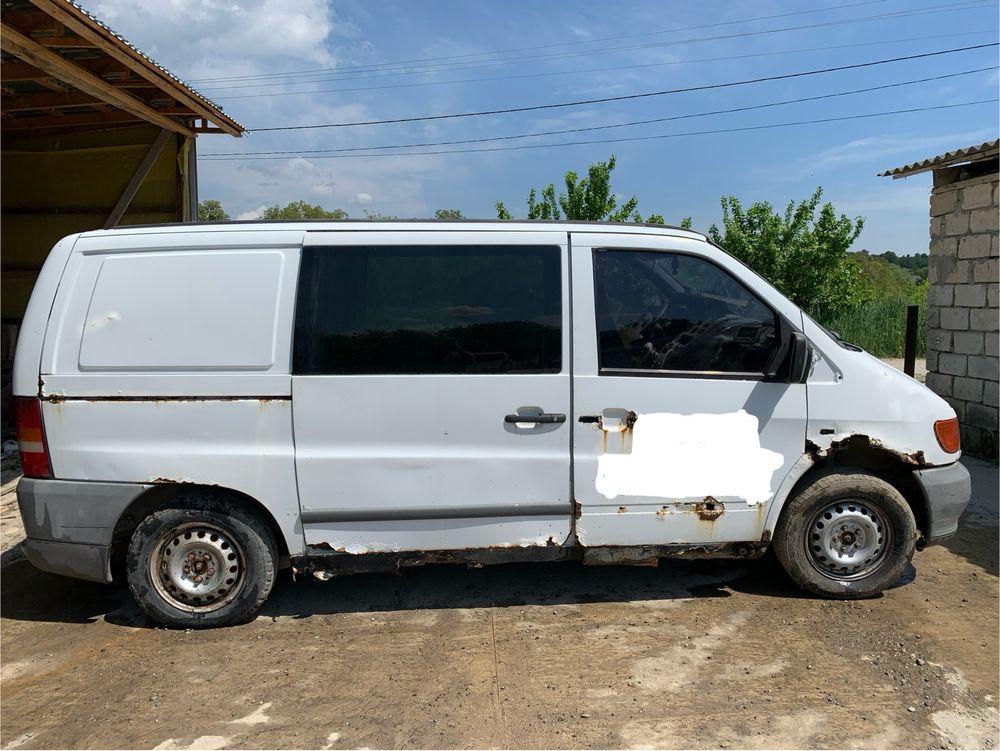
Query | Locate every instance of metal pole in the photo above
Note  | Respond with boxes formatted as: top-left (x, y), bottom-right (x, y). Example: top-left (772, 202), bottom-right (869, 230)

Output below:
top-left (903, 304), bottom-right (919, 377)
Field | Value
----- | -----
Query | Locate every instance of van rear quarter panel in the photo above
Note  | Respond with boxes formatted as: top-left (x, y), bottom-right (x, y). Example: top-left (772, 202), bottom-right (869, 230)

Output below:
top-left (38, 230), bottom-right (305, 556)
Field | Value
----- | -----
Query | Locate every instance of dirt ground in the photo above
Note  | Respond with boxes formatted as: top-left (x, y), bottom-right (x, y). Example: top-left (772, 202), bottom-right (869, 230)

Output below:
top-left (0, 455), bottom-right (996, 751)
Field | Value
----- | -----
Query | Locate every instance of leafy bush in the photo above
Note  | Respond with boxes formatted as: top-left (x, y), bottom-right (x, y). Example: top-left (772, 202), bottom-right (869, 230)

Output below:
top-left (708, 188), bottom-right (866, 310)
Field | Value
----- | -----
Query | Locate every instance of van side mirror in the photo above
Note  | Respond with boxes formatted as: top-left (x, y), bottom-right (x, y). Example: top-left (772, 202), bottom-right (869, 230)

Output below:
top-left (764, 318), bottom-right (811, 383)
top-left (788, 331), bottom-right (812, 384)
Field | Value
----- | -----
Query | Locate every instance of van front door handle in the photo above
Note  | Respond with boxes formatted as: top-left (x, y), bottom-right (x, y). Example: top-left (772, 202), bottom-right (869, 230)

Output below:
top-left (504, 413), bottom-right (566, 424)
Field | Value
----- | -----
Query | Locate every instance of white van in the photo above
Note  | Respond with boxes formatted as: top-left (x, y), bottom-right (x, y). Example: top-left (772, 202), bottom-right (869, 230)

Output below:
top-left (13, 221), bottom-right (970, 628)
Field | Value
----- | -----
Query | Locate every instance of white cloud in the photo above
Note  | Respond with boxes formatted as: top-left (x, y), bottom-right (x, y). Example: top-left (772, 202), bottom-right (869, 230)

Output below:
top-left (236, 205), bottom-right (267, 220)
top-left (81, 0), bottom-right (352, 82)
top-left (780, 128), bottom-right (999, 180)
top-left (354, 192), bottom-right (373, 205)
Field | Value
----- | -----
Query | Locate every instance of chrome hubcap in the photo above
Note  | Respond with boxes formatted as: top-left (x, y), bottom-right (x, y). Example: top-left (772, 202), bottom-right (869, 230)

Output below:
top-left (150, 523), bottom-right (245, 613)
top-left (806, 500), bottom-right (890, 581)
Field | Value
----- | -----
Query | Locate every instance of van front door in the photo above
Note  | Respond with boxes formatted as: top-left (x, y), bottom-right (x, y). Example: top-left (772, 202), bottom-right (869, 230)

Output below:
top-left (292, 231), bottom-right (572, 554)
top-left (570, 232), bottom-right (807, 547)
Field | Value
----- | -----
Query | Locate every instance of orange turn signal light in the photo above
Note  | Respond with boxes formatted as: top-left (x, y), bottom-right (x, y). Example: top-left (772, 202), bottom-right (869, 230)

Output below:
top-left (934, 417), bottom-right (961, 454)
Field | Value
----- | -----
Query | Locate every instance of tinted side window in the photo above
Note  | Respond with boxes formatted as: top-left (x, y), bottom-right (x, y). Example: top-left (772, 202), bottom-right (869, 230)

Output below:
top-left (294, 246), bottom-right (561, 374)
top-left (594, 250), bottom-right (777, 374)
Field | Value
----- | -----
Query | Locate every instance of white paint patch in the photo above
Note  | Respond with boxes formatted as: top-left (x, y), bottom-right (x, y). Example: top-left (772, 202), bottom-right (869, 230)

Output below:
top-left (153, 736), bottom-right (231, 750)
top-left (629, 611), bottom-right (751, 693)
top-left (321, 732), bottom-right (341, 749)
top-left (931, 708), bottom-right (999, 749)
top-left (595, 410), bottom-right (783, 504)
top-left (3, 732), bottom-right (36, 749)
top-left (229, 702), bottom-right (271, 725)
top-left (0, 660), bottom-right (32, 683)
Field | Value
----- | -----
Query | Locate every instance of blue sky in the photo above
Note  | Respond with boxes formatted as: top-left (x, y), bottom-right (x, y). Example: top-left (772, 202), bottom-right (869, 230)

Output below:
top-left (83, 0), bottom-right (998, 252)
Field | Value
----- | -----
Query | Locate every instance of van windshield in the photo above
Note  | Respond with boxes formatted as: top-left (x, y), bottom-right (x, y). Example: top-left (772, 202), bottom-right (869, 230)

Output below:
top-left (802, 311), bottom-right (863, 352)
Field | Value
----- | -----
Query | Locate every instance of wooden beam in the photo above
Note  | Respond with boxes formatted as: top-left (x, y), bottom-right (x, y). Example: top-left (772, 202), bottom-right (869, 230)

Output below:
top-left (2, 89), bottom-right (101, 112)
top-left (1, 60), bottom-right (51, 81)
top-left (2, 57), bottom-right (129, 81)
top-left (0, 23), bottom-right (192, 136)
top-left (4, 90), bottom-right (182, 114)
top-left (37, 77), bottom-right (70, 92)
top-left (2, 109), bottom-right (143, 131)
top-left (2, 10), bottom-right (61, 34)
top-left (28, 0), bottom-right (243, 137)
top-left (29, 35), bottom-right (98, 48)
top-left (104, 128), bottom-right (172, 229)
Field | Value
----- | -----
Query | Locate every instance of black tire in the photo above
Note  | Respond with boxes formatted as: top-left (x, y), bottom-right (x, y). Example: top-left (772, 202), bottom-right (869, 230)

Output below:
top-left (126, 494), bottom-right (277, 629)
top-left (773, 468), bottom-right (917, 599)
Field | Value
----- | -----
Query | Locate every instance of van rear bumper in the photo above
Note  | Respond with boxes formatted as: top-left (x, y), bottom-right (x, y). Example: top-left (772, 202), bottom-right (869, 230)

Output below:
top-left (16, 477), bottom-right (149, 584)
top-left (21, 538), bottom-right (112, 584)
top-left (913, 461), bottom-right (972, 543)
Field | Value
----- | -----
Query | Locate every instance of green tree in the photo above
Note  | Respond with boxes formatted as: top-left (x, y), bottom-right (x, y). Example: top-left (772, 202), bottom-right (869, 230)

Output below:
top-left (707, 188), bottom-right (865, 309)
top-left (198, 199), bottom-right (229, 222)
top-left (876, 250), bottom-right (928, 282)
top-left (495, 154), bottom-right (663, 223)
top-left (260, 200), bottom-right (348, 220)
top-left (363, 210), bottom-right (398, 220)
top-left (434, 208), bottom-right (464, 219)
top-left (852, 251), bottom-right (919, 301)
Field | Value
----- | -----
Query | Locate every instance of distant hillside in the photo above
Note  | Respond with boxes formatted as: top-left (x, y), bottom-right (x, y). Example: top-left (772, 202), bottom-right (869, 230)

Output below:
top-left (859, 250), bottom-right (929, 282)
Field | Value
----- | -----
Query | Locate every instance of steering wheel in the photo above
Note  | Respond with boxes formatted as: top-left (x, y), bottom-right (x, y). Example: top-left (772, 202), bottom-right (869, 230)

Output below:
top-left (634, 295), bottom-right (671, 341)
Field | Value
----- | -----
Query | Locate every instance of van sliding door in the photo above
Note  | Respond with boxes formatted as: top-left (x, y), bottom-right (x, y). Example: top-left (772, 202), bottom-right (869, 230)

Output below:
top-left (292, 231), bottom-right (573, 554)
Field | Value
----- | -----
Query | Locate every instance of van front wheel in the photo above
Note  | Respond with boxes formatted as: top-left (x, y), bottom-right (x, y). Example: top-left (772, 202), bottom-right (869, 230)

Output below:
top-left (126, 496), bottom-right (277, 628)
top-left (774, 469), bottom-right (917, 599)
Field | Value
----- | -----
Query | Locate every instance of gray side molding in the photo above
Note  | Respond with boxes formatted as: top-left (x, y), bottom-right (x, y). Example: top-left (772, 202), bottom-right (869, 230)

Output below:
top-left (301, 502), bottom-right (571, 524)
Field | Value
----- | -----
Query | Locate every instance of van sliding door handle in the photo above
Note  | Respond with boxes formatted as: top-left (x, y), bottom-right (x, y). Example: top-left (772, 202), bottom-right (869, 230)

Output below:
top-left (504, 413), bottom-right (566, 424)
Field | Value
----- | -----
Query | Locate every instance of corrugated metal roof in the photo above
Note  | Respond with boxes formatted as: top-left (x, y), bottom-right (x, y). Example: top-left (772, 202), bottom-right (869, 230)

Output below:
top-left (57, 0), bottom-right (245, 134)
top-left (878, 139), bottom-right (999, 178)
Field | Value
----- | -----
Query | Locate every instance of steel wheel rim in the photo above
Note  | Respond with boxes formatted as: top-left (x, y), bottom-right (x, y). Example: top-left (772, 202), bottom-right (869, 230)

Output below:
top-left (150, 522), bottom-right (246, 613)
top-left (805, 499), bottom-right (892, 581)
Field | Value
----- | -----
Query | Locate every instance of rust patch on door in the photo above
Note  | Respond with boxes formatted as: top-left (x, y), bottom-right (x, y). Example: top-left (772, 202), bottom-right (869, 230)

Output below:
top-left (594, 410), bottom-right (638, 454)
top-left (694, 497), bottom-right (724, 521)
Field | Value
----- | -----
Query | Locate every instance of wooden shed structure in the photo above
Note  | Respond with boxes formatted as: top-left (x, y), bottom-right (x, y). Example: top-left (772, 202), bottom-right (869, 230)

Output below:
top-left (1, 0), bottom-right (245, 429)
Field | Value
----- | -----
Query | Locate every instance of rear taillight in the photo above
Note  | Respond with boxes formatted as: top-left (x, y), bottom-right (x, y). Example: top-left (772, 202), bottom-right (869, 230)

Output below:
top-left (14, 397), bottom-right (52, 478)
top-left (934, 417), bottom-right (961, 454)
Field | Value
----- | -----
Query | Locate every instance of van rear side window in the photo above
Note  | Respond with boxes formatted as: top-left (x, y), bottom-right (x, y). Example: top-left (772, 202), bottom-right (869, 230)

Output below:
top-left (293, 246), bottom-right (562, 375)
top-left (79, 251), bottom-right (284, 371)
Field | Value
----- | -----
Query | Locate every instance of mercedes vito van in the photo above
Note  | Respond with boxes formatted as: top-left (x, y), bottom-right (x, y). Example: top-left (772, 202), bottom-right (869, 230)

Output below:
top-left (13, 221), bottom-right (971, 628)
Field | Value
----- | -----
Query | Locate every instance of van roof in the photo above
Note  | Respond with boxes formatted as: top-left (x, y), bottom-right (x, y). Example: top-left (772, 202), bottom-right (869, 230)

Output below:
top-left (89, 219), bottom-right (707, 241)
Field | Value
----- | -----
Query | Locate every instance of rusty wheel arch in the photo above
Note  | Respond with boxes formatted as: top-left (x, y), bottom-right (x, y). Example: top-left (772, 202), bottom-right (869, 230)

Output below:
top-left (790, 437), bottom-right (929, 542)
top-left (110, 483), bottom-right (291, 578)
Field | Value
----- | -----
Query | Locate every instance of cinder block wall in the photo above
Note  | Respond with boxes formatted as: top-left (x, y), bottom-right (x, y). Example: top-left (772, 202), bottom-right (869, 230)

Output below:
top-left (926, 162), bottom-right (999, 458)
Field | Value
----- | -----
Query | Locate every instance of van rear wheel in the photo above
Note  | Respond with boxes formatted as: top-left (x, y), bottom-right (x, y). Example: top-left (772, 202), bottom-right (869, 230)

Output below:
top-left (126, 495), bottom-right (277, 628)
top-left (773, 468), bottom-right (917, 599)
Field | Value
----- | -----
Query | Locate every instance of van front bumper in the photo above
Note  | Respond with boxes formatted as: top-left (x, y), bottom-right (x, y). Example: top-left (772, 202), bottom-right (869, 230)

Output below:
top-left (16, 477), bottom-right (149, 584)
top-left (913, 461), bottom-right (972, 543)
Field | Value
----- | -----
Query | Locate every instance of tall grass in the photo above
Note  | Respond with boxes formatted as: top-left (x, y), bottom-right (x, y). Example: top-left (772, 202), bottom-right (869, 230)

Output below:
top-left (811, 298), bottom-right (926, 358)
